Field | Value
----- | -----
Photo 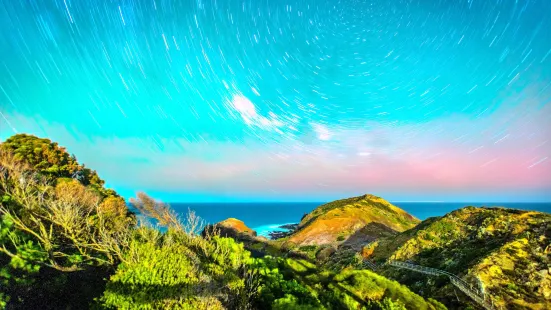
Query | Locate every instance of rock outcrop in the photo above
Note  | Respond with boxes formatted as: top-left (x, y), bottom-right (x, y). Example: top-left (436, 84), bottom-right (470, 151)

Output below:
top-left (203, 218), bottom-right (257, 239)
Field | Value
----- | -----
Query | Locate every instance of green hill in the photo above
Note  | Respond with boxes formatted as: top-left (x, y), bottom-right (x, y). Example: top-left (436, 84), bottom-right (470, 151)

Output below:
top-left (363, 207), bottom-right (551, 309)
top-left (288, 194), bottom-right (419, 247)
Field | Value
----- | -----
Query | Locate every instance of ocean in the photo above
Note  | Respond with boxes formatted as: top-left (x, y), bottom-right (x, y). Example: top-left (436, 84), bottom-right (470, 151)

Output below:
top-left (170, 202), bottom-right (551, 238)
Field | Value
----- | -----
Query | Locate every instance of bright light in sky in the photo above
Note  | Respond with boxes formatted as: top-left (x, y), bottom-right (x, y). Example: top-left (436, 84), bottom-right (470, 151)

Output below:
top-left (0, 0), bottom-right (550, 202)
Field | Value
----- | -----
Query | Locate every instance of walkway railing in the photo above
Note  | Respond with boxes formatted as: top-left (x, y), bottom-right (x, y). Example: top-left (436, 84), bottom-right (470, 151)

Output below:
top-left (361, 259), bottom-right (379, 271)
top-left (387, 260), bottom-right (497, 310)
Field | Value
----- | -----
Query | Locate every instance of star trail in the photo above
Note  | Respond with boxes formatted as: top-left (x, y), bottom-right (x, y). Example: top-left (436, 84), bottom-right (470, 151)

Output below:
top-left (0, 0), bottom-right (550, 202)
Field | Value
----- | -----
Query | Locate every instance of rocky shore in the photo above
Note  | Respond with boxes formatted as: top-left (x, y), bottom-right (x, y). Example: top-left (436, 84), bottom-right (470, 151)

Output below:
top-left (267, 223), bottom-right (298, 240)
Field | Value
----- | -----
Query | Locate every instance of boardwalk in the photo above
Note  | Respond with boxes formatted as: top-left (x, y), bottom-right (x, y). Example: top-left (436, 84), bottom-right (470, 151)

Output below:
top-left (361, 259), bottom-right (378, 271)
top-left (387, 260), bottom-right (497, 310)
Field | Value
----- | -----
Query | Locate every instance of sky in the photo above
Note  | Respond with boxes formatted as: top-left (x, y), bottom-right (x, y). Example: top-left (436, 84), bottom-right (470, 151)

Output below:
top-left (0, 0), bottom-right (550, 202)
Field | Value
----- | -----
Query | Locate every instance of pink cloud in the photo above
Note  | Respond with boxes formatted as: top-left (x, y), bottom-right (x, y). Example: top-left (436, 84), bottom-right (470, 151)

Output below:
top-left (2, 100), bottom-right (550, 202)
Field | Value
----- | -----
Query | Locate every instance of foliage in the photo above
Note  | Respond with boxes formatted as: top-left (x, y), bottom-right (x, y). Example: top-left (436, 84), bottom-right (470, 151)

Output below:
top-left (376, 298), bottom-right (407, 310)
top-left (366, 207), bottom-right (551, 309)
top-left (324, 248), bottom-right (364, 271)
top-left (0, 134), bottom-right (109, 195)
top-left (296, 244), bottom-right (319, 260)
top-left (249, 256), bottom-right (322, 309)
top-left (0, 292), bottom-right (7, 310)
top-left (332, 269), bottom-right (445, 310)
top-left (100, 229), bottom-right (255, 309)
top-left (246, 254), bottom-right (444, 310)
top-left (0, 160), bottom-right (132, 271)
top-left (0, 135), bottom-right (133, 308)
top-left (0, 134), bottom-right (465, 310)
top-left (129, 192), bottom-right (182, 230)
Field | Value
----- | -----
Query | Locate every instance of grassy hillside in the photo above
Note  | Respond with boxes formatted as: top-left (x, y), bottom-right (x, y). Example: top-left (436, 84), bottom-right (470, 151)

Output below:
top-left (209, 200), bottom-right (550, 309)
top-left (288, 194), bottom-right (419, 247)
top-left (364, 207), bottom-right (551, 309)
top-left (248, 255), bottom-right (446, 310)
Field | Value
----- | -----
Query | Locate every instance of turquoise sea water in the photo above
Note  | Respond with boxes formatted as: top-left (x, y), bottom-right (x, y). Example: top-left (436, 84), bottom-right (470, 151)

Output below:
top-left (170, 202), bottom-right (551, 237)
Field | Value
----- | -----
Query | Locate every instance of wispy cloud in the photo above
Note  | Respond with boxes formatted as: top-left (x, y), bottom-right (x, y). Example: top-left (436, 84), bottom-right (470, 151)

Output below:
top-left (2, 99), bottom-right (549, 202)
top-left (228, 94), bottom-right (284, 131)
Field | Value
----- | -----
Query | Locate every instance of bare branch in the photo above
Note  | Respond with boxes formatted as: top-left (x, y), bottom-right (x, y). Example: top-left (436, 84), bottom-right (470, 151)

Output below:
top-left (130, 192), bottom-right (182, 230)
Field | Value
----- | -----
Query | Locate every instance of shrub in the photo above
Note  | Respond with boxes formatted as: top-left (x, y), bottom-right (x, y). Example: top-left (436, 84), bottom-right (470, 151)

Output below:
top-left (332, 269), bottom-right (441, 310)
top-left (298, 245), bottom-right (318, 252)
top-left (0, 134), bottom-right (106, 192)
top-left (0, 137), bottom-right (133, 308)
top-left (272, 294), bottom-right (323, 310)
top-left (100, 230), bottom-right (254, 309)
top-left (100, 240), bottom-right (207, 309)
top-left (249, 256), bottom-right (322, 309)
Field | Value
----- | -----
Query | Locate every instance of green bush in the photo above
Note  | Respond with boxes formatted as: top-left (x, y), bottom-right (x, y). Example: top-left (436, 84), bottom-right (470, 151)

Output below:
top-left (0, 135), bottom-right (132, 308)
top-left (375, 298), bottom-right (407, 310)
top-left (0, 134), bottom-right (105, 191)
top-left (249, 256), bottom-right (322, 309)
top-left (99, 231), bottom-right (253, 309)
top-left (272, 294), bottom-right (323, 309)
top-left (246, 255), bottom-right (443, 310)
top-left (0, 293), bottom-right (7, 310)
top-left (299, 245), bottom-right (318, 252)
top-left (332, 269), bottom-right (442, 310)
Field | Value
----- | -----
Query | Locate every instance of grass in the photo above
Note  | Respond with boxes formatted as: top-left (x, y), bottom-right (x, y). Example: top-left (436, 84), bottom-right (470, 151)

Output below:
top-left (289, 195), bottom-right (420, 247)
top-left (363, 207), bottom-right (551, 309)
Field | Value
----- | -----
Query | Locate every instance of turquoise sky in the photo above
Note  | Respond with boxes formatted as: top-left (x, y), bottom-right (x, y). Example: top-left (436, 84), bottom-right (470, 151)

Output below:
top-left (1, 0), bottom-right (550, 202)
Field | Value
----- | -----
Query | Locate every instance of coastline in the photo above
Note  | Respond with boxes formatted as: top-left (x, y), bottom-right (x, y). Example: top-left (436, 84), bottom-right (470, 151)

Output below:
top-left (253, 222), bottom-right (298, 239)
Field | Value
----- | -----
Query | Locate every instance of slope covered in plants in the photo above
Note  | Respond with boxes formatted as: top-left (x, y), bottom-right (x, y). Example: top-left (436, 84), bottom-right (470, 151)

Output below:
top-left (0, 134), bottom-right (442, 310)
top-left (363, 207), bottom-right (551, 309)
top-left (287, 194), bottom-right (419, 247)
top-left (0, 134), bottom-right (134, 308)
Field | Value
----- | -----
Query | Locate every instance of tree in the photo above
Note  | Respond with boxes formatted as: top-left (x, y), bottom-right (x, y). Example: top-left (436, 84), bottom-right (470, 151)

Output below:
top-left (0, 136), bottom-right (134, 309)
top-left (0, 134), bottom-right (106, 191)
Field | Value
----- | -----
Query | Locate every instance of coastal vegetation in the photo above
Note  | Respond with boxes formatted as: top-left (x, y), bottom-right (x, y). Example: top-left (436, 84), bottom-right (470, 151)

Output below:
top-left (363, 207), bottom-right (551, 309)
top-left (0, 134), bottom-right (439, 309)
top-left (1, 133), bottom-right (548, 309)
top-left (223, 196), bottom-right (550, 309)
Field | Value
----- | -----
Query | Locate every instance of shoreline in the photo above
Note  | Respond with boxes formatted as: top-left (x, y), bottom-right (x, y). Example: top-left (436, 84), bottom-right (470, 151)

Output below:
top-left (253, 222), bottom-right (299, 239)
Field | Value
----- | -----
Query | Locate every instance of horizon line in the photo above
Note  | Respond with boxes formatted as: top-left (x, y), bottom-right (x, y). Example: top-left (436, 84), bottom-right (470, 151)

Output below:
top-left (163, 200), bottom-right (551, 204)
